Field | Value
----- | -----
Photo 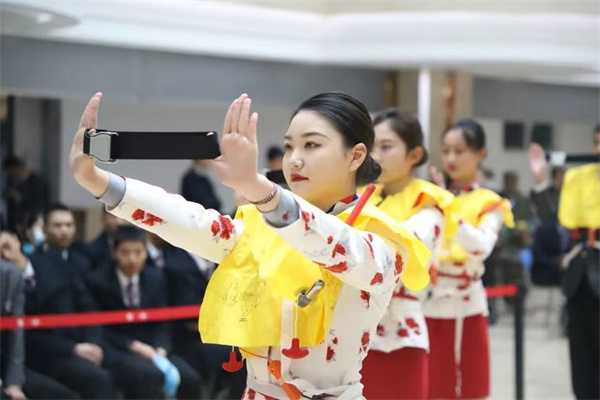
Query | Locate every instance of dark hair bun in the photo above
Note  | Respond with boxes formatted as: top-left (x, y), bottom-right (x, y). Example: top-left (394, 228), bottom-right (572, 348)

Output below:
top-left (356, 156), bottom-right (381, 186)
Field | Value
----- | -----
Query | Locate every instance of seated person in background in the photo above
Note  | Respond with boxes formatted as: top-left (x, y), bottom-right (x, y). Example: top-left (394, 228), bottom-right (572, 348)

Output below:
top-left (82, 208), bottom-right (127, 269)
top-left (180, 160), bottom-right (222, 212)
top-left (146, 232), bottom-right (247, 399)
top-left (0, 236), bottom-right (79, 400)
top-left (86, 226), bottom-right (200, 399)
top-left (266, 145), bottom-right (284, 171)
top-left (24, 205), bottom-right (112, 399)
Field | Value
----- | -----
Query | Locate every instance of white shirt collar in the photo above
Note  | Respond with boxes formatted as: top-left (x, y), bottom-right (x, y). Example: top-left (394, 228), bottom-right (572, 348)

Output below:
top-left (116, 268), bottom-right (140, 288)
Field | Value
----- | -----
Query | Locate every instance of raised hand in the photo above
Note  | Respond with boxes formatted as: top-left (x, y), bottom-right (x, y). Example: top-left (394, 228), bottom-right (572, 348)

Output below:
top-left (68, 92), bottom-right (110, 197)
top-left (430, 166), bottom-right (446, 189)
top-left (212, 94), bottom-right (260, 192)
top-left (528, 143), bottom-right (548, 184)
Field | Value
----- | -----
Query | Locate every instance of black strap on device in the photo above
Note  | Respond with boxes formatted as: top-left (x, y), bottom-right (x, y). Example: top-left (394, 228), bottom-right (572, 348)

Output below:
top-left (83, 129), bottom-right (221, 163)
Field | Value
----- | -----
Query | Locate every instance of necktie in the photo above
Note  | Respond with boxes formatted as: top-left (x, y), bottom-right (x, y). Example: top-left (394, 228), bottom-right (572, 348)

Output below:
top-left (126, 280), bottom-right (137, 308)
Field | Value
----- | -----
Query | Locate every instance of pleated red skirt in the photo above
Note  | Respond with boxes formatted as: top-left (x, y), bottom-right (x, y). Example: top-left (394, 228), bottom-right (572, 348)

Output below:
top-left (362, 347), bottom-right (428, 399)
top-left (426, 315), bottom-right (490, 399)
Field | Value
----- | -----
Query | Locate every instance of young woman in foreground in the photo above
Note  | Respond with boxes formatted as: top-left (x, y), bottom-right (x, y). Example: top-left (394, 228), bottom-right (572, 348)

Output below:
top-left (424, 119), bottom-right (514, 399)
top-left (361, 109), bottom-right (453, 399)
top-left (69, 92), bottom-right (430, 399)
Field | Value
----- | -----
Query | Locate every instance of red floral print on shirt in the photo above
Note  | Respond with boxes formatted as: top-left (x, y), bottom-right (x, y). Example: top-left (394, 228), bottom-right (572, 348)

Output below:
top-left (360, 331), bottom-right (370, 353)
top-left (142, 213), bottom-right (163, 227)
top-left (218, 215), bottom-right (235, 240)
top-left (370, 273), bottom-right (383, 286)
top-left (319, 261), bottom-right (349, 273)
top-left (331, 243), bottom-right (347, 258)
top-left (360, 290), bottom-right (370, 308)
top-left (131, 209), bottom-right (145, 221)
top-left (394, 253), bottom-right (404, 276)
top-left (405, 318), bottom-right (418, 329)
top-left (326, 346), bottom-right (336, 362)
top-left (397, 328), bottom-right (409, 338)
top-left (376, 324), bottom-right (385, 336)
top-left (301, 211), bottom-right (311, 231)
top-left (210, 220), bottom-right (221, 237)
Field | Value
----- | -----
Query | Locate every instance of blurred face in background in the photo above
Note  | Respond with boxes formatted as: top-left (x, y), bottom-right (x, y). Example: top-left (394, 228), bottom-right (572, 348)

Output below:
top-left (282, 110), bottom-right (363, 209)
top-left (103, 212), bottom-right (126, 236)
top-left (114, 240), bottom-right (147, 277)
top-left (268, 156), bottom-right (283, 171)
top-left (371, 120), bottom-right (422, 186)
top-left (442, 129), bottom-right (485, 184)
top-left (45, 210), bottom-right (76, 250)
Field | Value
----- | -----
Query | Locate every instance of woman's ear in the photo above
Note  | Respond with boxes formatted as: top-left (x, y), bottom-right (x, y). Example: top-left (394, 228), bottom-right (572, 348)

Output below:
top-left (476, 148), bottom-right (487, 164)
top-left (408, 147), bottom-right (424, 167)
top-left (349, 143), bottom-right (368, 173)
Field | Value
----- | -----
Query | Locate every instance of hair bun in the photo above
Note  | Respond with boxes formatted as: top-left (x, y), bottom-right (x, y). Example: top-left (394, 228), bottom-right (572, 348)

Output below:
top-left (356, 156), bottom-right (381, 186)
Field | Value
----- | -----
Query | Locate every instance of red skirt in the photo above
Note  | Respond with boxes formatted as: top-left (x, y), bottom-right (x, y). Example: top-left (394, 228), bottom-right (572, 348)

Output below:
top-left (362, 347), bottom-right (428, 399)
top-left (426, 315), bottom-right (490, 399)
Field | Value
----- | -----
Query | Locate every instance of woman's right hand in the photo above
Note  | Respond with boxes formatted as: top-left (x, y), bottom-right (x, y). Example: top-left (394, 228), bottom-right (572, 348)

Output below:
top-left (68, 93), bottom-right (110, 197)
top-left (528, 143), bottom-right (548, 184)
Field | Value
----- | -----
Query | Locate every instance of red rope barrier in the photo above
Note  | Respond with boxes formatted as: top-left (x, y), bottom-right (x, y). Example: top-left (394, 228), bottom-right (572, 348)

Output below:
top-left (0, 305), bottom-right (199, 331)
top-left (0, 284), bottom-right (520, 330)
top-left (486, 284), bottom-right (519, 298)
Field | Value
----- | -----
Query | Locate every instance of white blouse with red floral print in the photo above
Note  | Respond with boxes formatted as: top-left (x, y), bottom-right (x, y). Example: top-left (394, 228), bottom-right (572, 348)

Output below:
top-left (423, 210), bottom-right (504, 319)
top-left (102, 176), bottom-right (407, 400)
top-left (369, 206), bottom-right (445, 353)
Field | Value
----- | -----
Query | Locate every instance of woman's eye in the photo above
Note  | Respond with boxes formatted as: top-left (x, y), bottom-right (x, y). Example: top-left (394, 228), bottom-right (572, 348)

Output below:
top-left (305, 142), bottom-right (320, 149)
top-left (283, 144), bottom-right (292, 151)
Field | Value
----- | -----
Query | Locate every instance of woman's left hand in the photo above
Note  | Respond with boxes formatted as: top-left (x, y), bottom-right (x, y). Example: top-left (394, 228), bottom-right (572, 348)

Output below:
top-left (212, 94), bottom-right (260, 193)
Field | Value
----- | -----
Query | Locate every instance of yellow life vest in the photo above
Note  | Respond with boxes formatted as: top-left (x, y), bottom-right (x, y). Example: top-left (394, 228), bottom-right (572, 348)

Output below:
top-left (441, 187), bottom-right (514, 263)
top-left (366, 179), bottom-right (454, 222)
top-left (198, 199), bottom-right (430, 349)
top-left (558, 163), bottom-right (600, 229)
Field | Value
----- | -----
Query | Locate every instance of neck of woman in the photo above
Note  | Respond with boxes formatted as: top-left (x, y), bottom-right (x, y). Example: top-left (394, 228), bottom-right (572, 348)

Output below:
top-left (383, 174), bottom-right (413, 195)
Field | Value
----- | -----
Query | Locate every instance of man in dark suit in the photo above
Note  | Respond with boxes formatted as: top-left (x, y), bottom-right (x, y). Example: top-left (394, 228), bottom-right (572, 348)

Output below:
top-left (1, 233), bottom-right (78, 400)
top-left (25, 205), bottom-right (112, 399)
top-left (3, 156), bottom-right (49, 232)
top-left (87, 226), bottom-right (200, 399)
top-left (82, 208), bottom-right (127, 269)
top-left (180, 160), bottom-right (222, 212)
top-left (146, 233), bottom-right (246, 398)
top-left (529, 129), bottom-right (600, 400)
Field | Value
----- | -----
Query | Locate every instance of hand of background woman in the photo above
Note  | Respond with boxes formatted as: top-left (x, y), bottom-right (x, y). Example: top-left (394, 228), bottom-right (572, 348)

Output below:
top-left (430, 166), bottom-right (446, 189)
top-left (528, 143), bottom-right (548, 185)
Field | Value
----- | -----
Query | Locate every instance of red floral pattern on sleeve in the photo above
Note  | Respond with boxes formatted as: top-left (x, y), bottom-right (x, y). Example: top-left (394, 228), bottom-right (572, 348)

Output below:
top-left (394, 253), bottom-right (404, 276)
top-left (331, 243), bottom-right (347, 258)
top-left (360, 290), bottom-right (370, 308)
top-left (316, 261), bottom-right (349, 273)
top-left (326, 346), bottom-right (336, 362)
top-left (369, 273), bottom-right (383, 286)
top-left (360, 331), bottom-right (370, 353)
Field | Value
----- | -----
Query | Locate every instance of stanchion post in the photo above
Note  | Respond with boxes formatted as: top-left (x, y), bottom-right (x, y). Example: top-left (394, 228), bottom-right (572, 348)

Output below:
top-left (514, 283), bottom-right (525, 400)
